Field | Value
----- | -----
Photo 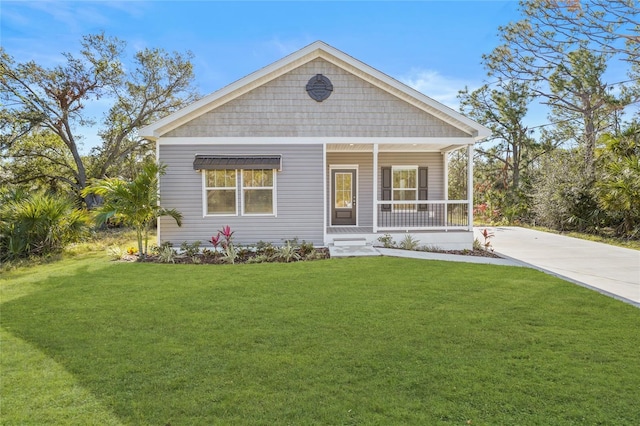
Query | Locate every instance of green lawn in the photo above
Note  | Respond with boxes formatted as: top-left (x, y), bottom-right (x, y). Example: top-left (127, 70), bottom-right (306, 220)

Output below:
top-left (2, 255), bottom-right (639, 425)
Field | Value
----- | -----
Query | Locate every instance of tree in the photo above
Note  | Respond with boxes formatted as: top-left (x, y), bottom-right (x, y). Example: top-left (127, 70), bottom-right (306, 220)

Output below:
top-left (2, 130), bottom-right (79, 195)
top-left (531, 148), bottom-right (603, 232)
top-left (447, 148), bottom-right (468, 201)
top-left (483, 0), bottom-right (637, 176)
top-left (0, 35), bottom-right (122, 206)
top-left (595, 125), bottom-right (640, 237)
top-left (459, 80), bottom-right (544, 201)
top-left (525, 0), bottom-right (639, 66)
top-left (0, 33), bottom-right (198, 207)
top-left (485, 0), bottom-right (639, 80)
top-left (82, 162), bottom-right (182, 257)
top-left (89, 47), bottom-right (198, 180)
top-left (546, 47), bottom-right (621, 178)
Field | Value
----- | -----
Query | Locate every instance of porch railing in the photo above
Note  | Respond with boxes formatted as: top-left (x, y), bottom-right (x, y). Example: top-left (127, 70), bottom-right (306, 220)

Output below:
top-left (376, 200), bottom-right (469, 230)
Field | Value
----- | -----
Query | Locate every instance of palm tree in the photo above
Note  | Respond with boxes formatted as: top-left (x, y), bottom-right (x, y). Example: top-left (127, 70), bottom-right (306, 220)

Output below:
top-left (0, 189), bottom-right (89, 261)
top-left (596, 125), bottom-right (640, 237)
top-left (82, 162), bottom-right (182, 257)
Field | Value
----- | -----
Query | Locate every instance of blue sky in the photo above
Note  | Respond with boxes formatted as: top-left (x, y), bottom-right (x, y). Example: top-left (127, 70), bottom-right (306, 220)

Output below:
top-left (2, 1), bottom-right (526, 149)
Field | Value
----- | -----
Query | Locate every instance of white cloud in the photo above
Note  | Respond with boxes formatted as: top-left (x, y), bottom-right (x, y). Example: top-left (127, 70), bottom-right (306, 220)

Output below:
top-left (399, 68), bottom-right (479, 111)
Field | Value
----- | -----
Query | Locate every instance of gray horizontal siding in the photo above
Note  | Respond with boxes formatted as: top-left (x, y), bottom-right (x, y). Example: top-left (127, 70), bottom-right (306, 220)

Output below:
top-left (158, 144), bottom-right (324, 247)
top-left (166, 58), bottom-right (468, 138)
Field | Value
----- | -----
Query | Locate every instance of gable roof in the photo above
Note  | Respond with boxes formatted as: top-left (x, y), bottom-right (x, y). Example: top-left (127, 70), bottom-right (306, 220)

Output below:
top-left (139, 41), bottom-right (490, 141)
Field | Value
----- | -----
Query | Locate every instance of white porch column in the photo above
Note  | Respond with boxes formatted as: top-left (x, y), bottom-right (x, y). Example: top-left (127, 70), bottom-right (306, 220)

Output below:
top-left (443, 152), bottom-right (449, 201)
top-left (467, 143), bottom-right (474, 231)
top-left (372, 143), bottom-right (379, 233)
top-left (322, 143), bottom-right (328, 244)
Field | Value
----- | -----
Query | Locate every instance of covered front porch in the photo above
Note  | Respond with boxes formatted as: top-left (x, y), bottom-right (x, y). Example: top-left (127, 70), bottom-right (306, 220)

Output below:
top-left (323, 139), bottom-right (475, 250)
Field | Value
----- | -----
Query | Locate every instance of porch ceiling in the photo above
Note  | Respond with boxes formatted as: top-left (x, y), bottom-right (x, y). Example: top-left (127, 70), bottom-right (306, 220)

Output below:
top-left (326, 143), bottom-right (466, 153)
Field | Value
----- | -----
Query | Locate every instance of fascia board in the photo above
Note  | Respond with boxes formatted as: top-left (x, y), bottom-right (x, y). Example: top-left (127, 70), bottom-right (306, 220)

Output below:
top-left (157, 136), bottom-right (476, 145)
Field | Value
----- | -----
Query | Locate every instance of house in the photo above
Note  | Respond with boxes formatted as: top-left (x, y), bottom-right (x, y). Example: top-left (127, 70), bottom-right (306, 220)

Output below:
top-left (139, 41), bottom-right (490, 250)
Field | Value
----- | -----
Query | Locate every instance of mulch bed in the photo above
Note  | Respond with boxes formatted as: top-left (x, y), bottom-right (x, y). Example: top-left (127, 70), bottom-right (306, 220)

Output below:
top-left (133, 247), bottom-right (331, 264)
top-left (432, 249), bottom-right (502, 258)
top-left (123, 248), bottom-right (499, 264)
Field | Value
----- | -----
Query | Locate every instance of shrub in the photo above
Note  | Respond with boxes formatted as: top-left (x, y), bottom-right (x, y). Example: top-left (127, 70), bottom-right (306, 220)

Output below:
top-left (158, 246), bottom-right (177, 264)
top-left (0, 191), bottom-right (89, 261)
top-left (221, 244), bottom-right (238, 264)
top-left (277, 241), bottom-right (301, 263)
top-left (532, 149), bottom-right (603, 233)
top-left (398, 234), bottom-right (420, 251)
top-left (255, 240), bottom-right (278, 259)
top-left (377, 234), bottom-right (396, 248)
top-left (180, 241), bottom-right (201, 257)
top-left (298, 240), bottom-right (315, 257)
top-left (107, 245), bottom-right (126, 260)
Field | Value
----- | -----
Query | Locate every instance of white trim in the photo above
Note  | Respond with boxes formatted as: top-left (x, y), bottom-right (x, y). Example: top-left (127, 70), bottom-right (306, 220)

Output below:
top-left (391, 166), bottom-right (419, 213)
top-left (322, 144), bottom-right (327, 244)
top-left (329, 164), bottom-right (359, 227)
top-left (443, 152), bottom-right (449, 201)
top-left (140, 41), bottom-right (491, 141)
top-left (467, 143), bottom-right (474, 231)
top-left (156, 140), bottom-right (161, 244)
top-left (202, 169), bottom-right (239, 217)
top-left (157, 137), bottom-right (477, 146)
top-left (202, 170), bottom-right (206, 218)
top-left (372, 144), bottom-right (379, 233)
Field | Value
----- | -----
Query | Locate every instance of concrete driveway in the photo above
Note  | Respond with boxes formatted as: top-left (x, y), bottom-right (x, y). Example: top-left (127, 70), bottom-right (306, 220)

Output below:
top-left (474, 227), bottom-right (640, 307)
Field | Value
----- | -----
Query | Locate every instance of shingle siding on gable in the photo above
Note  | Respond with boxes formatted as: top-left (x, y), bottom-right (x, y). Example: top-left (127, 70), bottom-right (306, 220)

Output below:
top-left (165, 58), bottom-right (468, 138)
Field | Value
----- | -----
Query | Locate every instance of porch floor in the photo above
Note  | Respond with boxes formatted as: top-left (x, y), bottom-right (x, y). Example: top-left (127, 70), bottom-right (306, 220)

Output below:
top-left (327, 227), bottom-right (470, 235)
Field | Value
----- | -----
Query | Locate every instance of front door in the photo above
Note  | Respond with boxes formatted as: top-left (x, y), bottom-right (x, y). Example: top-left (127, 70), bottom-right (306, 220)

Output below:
top-left (331, 169), bottom-right (357, 226)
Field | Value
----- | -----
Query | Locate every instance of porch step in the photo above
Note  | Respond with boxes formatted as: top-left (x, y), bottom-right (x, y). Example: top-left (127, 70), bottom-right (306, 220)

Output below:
top-left (332, 237), bottom-right (368, 247)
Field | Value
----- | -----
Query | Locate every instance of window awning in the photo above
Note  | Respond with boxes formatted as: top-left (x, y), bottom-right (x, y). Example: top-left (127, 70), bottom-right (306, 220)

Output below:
top-left (193, 155), bottom-right (282, 171)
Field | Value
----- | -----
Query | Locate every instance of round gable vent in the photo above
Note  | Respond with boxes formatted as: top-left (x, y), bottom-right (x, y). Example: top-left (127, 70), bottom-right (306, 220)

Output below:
top-left (306, 74), bottom-right (333, 102)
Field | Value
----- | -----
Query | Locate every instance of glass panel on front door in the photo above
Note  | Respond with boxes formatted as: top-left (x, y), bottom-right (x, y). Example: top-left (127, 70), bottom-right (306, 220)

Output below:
top-left (334, 172), bottom-right (352, 208)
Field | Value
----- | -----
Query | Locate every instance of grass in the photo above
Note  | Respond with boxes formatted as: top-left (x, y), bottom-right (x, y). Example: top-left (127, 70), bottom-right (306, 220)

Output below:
top-left (2, 254), bottom-right (639, 425)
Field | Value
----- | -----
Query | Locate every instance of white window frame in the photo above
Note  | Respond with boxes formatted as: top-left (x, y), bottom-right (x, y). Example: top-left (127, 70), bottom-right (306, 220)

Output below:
top-left (202, 169), bottom-right (238, 217)
top-left (241, 169), bottom-right (277, 216)
top-left (391, 166), bottom-right (418, 213)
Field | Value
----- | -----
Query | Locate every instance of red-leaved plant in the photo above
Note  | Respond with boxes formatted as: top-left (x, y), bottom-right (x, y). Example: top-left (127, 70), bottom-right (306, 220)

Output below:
top-left (210, 226), bottom-right (237, 263)
top-left (480, 228), bottom-right (495, 252)
top-left (219, 225), bottom-right (234, 248)
top-left (209, 233), bottom-right (221, 249)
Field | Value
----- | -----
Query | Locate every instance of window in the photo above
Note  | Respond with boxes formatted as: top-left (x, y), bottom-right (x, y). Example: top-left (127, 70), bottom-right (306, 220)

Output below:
top-left (205, 169), bottom-right (237, 215)
top-left (242, 169), bottom-right (275, 215)
top-left (203, 168), bottom-right (276, 216)
top-left (392, 167), bottom-right (417, 212)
